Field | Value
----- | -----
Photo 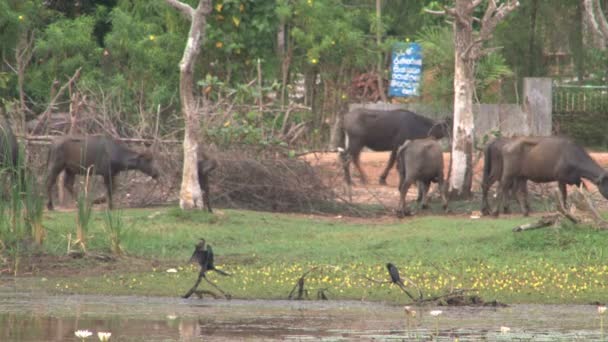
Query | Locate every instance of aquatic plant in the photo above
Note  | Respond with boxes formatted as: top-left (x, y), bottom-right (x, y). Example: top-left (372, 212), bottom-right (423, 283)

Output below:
top-left (97, 331), bottom-right (112, 341)
top-left (24, 172), bottom-right (45, 246)
top-left (103, 209), bottom-right (124, 256)
top-left (75, 329), bottom-right (92, 340)
top-left (75, 167), bottom-right (94, 251)
top-left (430, 310), bottom-right (442, 337)
top-left (599, 305), bottom-right (606, 339)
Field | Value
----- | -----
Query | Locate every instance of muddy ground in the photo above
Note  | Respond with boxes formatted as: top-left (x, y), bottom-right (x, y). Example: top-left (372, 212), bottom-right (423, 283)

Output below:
top-left (303, 150), bottom-right (608, 211)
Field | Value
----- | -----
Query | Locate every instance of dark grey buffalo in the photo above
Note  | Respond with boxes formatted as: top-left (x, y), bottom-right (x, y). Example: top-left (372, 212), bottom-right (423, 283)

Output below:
top-left (480, 137), bottom-right (527, 216)
top-left (495, 136), bottom-right (608, 217)
top-left (396, 138), bottom-right (448, 216)
top-left (46, 135), bottom-right (160, 210)
top-left (340, 108), bottom-right (450, 185)
top-left (197, 158), bottom-right (217, 213)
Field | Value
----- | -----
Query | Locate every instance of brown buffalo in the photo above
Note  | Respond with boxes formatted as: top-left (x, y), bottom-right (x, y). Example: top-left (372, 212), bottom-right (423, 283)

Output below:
top-left (480, 137), bottom-right (527, 216)
top-left (396, 138), bottom-right (448, 216)
top-left (46, 135), bottom-right (160, 210)
top-left (340, 108), bottom-right (450, 185)
top-left (495, 136), bottom-right (608, 216)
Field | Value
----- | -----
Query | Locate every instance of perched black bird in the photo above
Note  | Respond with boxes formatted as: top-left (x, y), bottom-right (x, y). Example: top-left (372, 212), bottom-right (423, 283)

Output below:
top-left (189, 239), bottom-right (230, 275)
top-left (386, 263), bottom-right (417, 300)
top-left (183, 239), bottom-right (231, 299)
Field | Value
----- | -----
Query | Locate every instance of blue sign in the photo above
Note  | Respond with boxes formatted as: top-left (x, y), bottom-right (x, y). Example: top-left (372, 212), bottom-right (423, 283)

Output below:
top-left (389, 42), bottom-right (422, 97)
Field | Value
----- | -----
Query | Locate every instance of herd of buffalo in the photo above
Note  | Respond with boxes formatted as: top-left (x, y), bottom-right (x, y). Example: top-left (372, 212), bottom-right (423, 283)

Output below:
top-left (3, 107), bottom-right (608, 217)
top-left (339, 108), bottom-right (608, 217)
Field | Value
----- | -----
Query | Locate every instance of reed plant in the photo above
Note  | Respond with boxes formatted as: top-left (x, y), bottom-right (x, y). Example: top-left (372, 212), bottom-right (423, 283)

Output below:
top-left (75, 167), bottom-right (94, 251)
top-left (103, 209), bottom-right (125, 256)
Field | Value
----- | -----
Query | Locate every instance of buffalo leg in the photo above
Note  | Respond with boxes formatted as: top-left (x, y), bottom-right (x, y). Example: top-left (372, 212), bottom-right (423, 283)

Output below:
top-left (558, 181), bottom-right (568, 213)
top-left (198, 171), bottom-right (212, 213)
top-left (520, 180), bottom-right (531, 215)
top-left (481, 177), bottom-right (495, 216)
top-left (379, 150), bottom-right (397, 185)
top-left (64, 171), bottom-right (76, 200)
top-left (415, 181), bottom-right (424, 206)
top-left (502, 181), bottom-right (512, 214)
top-left (398, 179), bottom-right (413, 217)
top-left (46, 163), bottom-right (64, 211)
top-left (493, 177), bottom-right (514, 217)
top-left (418, 181), bottom-right (431, 210)
top-left (98, 175), bottom-right (116, 209)
top-left (351, 150), bottom-right (367, 184)
top-left (515, 180), bottom-right (529, 217)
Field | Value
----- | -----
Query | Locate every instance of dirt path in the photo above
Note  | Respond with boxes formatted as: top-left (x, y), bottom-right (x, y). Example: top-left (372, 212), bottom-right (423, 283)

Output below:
top-left (303, 151), bottom-right (608, 212)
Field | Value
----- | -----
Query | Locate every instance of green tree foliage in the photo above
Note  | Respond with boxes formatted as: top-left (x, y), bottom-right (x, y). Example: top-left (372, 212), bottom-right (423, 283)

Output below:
top-left (27, 15), bottom-right (101, 105)
top-left (0, 0), bottom-right (600, 145)
top-left (205, 0), bottom-right (278, 82)
top-left (416, 25), bottom-right (513, 107)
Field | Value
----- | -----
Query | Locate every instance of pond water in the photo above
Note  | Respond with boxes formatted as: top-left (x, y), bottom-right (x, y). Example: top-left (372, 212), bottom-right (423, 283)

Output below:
top-left (0, 283), bottom-right (606, 341)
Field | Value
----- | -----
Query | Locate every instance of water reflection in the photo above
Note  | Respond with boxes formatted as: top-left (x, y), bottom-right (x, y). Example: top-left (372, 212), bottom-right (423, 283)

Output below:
top-left (0, 287), bottom-right (605, 341)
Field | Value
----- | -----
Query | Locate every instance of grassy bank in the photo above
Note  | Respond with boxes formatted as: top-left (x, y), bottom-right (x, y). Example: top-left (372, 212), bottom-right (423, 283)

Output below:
top-left (12, 207), bottom-right (608, 304)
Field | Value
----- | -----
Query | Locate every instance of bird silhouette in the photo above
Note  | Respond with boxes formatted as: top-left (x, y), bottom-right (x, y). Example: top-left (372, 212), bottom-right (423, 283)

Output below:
top-left (386, 263), bottom-right (419, 301)
top-left (183, 239), bottom-right (230, 299)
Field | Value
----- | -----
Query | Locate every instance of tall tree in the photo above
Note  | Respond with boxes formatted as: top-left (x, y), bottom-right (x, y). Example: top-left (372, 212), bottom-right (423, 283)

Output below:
top-left (582, 0), bottom-right (608, 47)
top-left (429, 0), bottom-right (519, 197)
top-left (165, 0), bottom-right (211, 210)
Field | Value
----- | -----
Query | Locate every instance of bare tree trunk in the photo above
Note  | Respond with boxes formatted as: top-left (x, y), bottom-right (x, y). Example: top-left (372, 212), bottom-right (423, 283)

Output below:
top-left (527, 0), bottom-right (539, 76)
top-left (449, 50), bottom-right (474, 197)
top-left (15, 30), bottom-right (35, 130)
top-left (582, 0), bottom-right (608, 47)
top-left (430, 0), bottom-right (519, 198)
top-left (165, 0), bottom-right (212, 210)
top-left (376, 0), bottom-right (387, 103)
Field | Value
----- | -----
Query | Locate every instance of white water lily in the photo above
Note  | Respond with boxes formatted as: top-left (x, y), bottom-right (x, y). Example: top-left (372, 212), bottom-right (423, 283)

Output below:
top-left (97, 332), bottom-right (112, 341)
top-left (599, 306), bottom-right (607, 315)
top-left (429, 310), bottom-right (443, 317)
top-left (404, 306), bottom-right (416, 317)
top-left (166, 314), bottom-right (178, 320)
top-left (166, 268), bottom-right (178, 273)
top-left (75, 330), bottom-right (93, 339)
top-left (500, 326), bottom-right (511, 334)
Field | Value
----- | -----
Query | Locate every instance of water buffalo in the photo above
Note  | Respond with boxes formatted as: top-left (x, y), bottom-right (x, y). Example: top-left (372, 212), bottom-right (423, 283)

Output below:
top-left (480, 137), bottom-right (527, 216)
top-left (197, 158), bottom-right (217, 213)
top-left (494, 136), bottom-right (608, 217)
top-left (396, 139), bottom-right (448, 216)
top-left (340, 108), bottom-right (450, 185)
top-left (46, 135), bottom-right (160, 210)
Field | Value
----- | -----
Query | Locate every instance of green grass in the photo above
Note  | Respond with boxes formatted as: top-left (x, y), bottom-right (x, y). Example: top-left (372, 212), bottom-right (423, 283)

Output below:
top-left (18, 207), bottom-right (608, 304)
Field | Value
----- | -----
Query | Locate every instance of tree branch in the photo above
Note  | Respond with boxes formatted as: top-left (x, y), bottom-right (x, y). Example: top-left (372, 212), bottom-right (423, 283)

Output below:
top-left (468, 0), bottom-right (485, 11)
top-left (164, 0), bottom-right (194, 19)
top-left (31, 67), bottom-right (82, 135)
top-left (592, 0), bottom-right (608, 39)
top-left (424, 8), bottom-right (446, 15)
top-left (479, 0), bottom-right (519, 43)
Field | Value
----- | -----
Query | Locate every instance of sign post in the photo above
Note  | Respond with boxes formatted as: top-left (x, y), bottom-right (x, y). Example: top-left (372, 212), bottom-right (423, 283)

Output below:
top-left (389, 42), bottom-right (422, 97)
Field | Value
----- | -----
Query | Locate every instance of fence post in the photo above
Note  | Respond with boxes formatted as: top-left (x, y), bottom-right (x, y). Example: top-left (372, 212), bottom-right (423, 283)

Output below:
top-left (523, 77), bottom-right (552, 136)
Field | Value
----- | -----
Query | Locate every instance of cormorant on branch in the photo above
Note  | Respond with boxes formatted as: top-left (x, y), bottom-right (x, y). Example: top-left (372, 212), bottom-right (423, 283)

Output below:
top-left (386, 262), bottom-right (417, 301)
top-left (183, 239), bottom-right (231, 299)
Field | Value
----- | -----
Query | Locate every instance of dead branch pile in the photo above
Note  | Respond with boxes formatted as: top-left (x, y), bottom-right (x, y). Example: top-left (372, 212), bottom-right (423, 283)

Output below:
top-left (211, 152), bottom-right (339, 213)
top-left (513, 186), bottom-right (608, 232)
